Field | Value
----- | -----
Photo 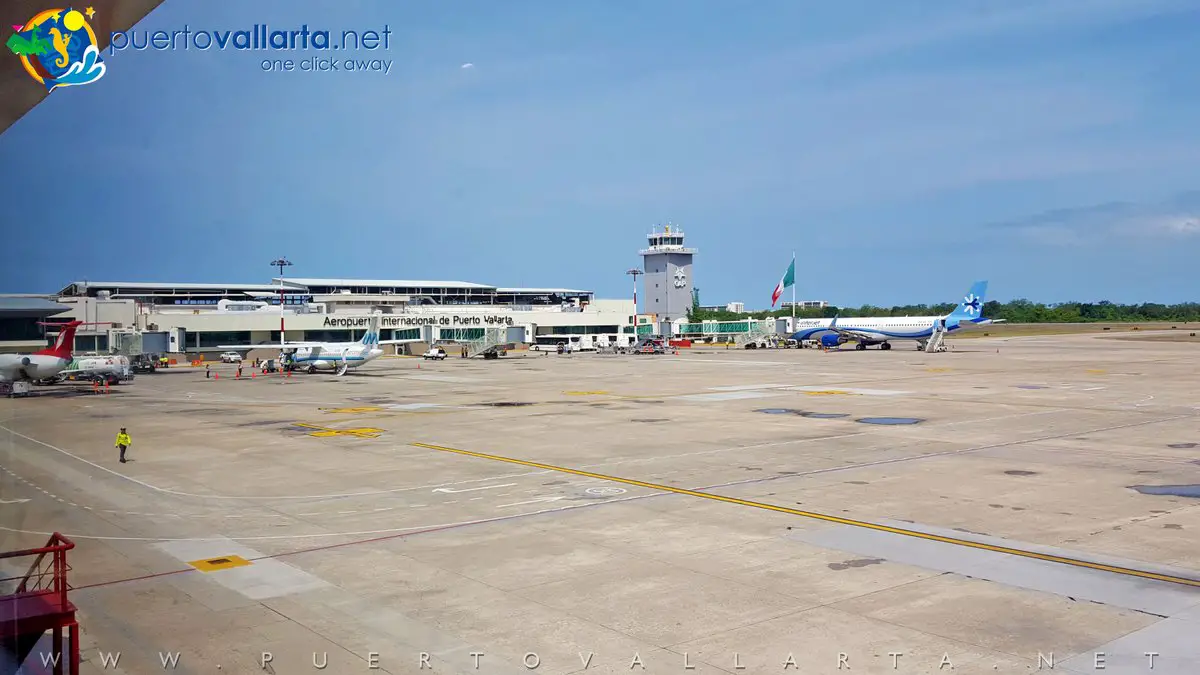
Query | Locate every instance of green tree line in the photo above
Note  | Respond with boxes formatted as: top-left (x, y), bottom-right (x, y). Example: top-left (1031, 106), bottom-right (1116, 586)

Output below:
top-left (689, 300), bottom-right (1200, 323)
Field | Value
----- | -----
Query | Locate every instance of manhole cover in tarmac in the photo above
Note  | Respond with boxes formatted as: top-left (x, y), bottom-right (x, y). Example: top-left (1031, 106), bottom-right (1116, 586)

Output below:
top-left (585, 487), bottom-right (627, 497)
top-left (856, 417), bottom-right (923, 425)
top-left (1167, 443), bottom-right (1198, 449)
top-left (1004, 470), bottom-right (1038, 476)
top-left (478, 402), bottom-right (534, 407)
top-left (1016, 385), bottom-right (1048, 390)
top-left (757, 408), bottom-right (802, 415)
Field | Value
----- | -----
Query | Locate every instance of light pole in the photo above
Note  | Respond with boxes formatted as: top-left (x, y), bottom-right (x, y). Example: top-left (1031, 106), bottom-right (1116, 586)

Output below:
top-left (271, 257), bottom-right (292, 344)
top-left (626, 267), bottom-right (642, 344)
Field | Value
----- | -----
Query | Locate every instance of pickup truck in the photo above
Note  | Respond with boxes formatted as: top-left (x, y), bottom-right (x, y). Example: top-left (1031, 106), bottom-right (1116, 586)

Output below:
top-left (423, 347), bottom-right (447, 360)
top-left (220, 351), bottom-right (243, 363)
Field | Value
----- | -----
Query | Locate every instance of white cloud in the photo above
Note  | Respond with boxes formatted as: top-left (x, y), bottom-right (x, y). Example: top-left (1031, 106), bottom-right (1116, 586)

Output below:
top-left (460, 62), bottom-right (474, 69)
top-left (989, 193), bottom-right (1200, 246)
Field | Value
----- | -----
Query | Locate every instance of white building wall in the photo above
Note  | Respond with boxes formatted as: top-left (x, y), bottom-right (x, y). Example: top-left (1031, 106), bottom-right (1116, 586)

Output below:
top-left (54, 297), bottom-right (636, 352)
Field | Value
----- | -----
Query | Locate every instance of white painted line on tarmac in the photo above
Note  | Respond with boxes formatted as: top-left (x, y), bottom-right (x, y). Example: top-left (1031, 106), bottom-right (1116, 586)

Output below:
top-left (0, 423), bottom-right (866, 501)
top-left (497, 496), bottom-right (565, 508)
top-left (431, 483), bottom-right (516, 494)
top-left (3, 413), bottom-right (1192, 544)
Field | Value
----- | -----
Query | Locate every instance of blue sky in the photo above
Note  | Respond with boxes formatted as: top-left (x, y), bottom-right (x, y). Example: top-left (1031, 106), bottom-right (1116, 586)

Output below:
top-left (2, 0), bottom-right (1198, 307)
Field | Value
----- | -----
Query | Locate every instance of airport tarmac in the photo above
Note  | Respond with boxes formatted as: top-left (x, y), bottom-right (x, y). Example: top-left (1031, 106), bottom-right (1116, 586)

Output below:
top-left (2, 333), bottom-right (1199, 674)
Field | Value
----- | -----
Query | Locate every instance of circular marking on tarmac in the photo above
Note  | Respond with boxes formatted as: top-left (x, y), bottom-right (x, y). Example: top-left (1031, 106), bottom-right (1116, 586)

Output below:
top-left (855, 417), bottom-right (923, 425)
top-left (585, 486), bottom-right (626, 497)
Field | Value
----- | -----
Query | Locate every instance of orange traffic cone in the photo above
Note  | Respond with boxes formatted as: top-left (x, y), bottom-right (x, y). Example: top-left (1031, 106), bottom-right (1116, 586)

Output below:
top-left (251, 372), bottom-right (256, 379)
top-left (214, 373), bottom-right (219, 379)
top-left (105, 382), bottom-right (111, 394)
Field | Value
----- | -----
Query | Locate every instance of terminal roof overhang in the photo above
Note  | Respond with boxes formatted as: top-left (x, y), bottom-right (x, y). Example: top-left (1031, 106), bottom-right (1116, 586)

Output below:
top-left (274, 279), bottom-right (593, 295)
top-left (0, 296), bottom-right (72, 318)
top-left (58, 281), bottom-right (295, 296)
top-left (1, 0), bottom-right (166, 135)
top-left (276, 278), bottom-right (497, 291)
top-left (58, 280), bottom-right (594, 298)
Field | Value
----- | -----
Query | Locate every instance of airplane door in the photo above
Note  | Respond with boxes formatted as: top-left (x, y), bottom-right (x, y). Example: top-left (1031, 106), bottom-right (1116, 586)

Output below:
top-left (939, 319), bottom-right (947, 329)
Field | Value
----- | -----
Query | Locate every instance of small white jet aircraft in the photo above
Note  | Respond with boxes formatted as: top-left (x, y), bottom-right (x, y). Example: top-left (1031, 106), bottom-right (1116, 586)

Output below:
top-left (790, 281), bottom-right (1005, 350)
top-left (0, 321), bottom-right (117, 393)
top-left (218, 313), bottom-right (391, 376)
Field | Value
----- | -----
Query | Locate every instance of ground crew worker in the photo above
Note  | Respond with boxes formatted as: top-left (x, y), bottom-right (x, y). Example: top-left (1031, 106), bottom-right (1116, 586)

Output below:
top-left (205, 363), bottom-right (211, 378)
top-left (115, 428), bottom-right (131, 463)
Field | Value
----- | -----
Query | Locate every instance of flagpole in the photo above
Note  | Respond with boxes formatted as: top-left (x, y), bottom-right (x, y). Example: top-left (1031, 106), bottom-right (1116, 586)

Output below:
top-left (791, 251), bottom-right (796, 323)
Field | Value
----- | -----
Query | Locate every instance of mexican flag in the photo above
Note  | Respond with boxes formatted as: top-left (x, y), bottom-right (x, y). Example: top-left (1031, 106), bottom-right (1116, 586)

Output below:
top-left (771, 258), bottom-right (795, 307)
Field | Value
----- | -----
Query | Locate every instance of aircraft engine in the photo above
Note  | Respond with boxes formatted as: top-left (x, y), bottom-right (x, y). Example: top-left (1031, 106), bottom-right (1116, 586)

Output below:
top-left (820, 334), bottom-right (843, 348)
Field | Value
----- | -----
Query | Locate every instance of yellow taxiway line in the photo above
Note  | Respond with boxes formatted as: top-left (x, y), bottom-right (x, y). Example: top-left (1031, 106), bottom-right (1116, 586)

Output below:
top-left (411, 441), bottom-right (1200, 588)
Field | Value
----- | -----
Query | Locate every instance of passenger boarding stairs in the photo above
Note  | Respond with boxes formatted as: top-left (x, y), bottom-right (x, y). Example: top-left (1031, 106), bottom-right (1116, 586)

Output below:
top-left (466, 328), bottom-right (510, 359)
top-left (0, 534), bottom-right (78, 675)
top-left (924, 323), bottom-right (948, 353)
top-left (733, 320), bottom-right (778, 347)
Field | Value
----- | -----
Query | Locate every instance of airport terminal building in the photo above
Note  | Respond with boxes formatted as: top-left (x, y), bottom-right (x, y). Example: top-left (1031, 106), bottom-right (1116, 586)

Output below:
top-left (45, 278), bottom-right (638, 355)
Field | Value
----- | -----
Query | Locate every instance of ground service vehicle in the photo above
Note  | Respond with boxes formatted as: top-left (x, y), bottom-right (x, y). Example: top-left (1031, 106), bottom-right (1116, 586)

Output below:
top-left (220, 351), bottom-right (243, 363)
top-left (423, 347), bottom-right (447, 360)
top-left (56, 355), bottom-right (134, 384)
top-left (131, 354), bottom-right (158, 373)
top-left (632, 338), bottom-right (665, 354)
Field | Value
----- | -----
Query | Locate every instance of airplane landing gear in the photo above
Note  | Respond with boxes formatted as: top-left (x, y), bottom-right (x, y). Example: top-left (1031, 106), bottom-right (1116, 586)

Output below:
top-left (881, 342), bottom-right (892, 351)
top-left (855, 343), bottom-right (867, 351)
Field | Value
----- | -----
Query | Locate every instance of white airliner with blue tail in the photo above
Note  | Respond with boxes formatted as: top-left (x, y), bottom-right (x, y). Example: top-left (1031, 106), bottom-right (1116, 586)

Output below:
top-left (218, 313), bottom-right (392, 375)
top-left (789, 281), bottom-right (1003, 351)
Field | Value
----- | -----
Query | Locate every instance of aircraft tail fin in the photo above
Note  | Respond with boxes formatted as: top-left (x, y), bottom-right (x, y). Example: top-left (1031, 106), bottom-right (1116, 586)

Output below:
top-left (947, 281), bottom-right (988, 321)
top-left (361, 313), bottom-right (381, 347)
top-left (34, 320), bottom-right (87, 360)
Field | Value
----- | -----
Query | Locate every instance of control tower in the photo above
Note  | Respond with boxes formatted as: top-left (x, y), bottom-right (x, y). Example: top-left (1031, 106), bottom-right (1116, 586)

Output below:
top-left (639, 223), bottom-right (697, 323)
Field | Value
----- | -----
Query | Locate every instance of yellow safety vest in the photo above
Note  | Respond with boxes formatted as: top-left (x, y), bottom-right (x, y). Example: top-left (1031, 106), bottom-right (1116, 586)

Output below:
top-left (115, 433), bottom-right (131, 446)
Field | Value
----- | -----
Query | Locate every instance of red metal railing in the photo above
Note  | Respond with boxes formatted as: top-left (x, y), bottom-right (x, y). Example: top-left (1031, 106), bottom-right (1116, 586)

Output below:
top-left (1, 533), bottom-right (74, 608)
top-left (1, 533), bottom-right (78, 675)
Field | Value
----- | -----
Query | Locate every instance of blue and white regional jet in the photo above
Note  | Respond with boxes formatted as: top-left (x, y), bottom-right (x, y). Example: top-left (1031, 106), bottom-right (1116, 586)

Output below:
top-left (789, 281), bottom-right (1003, 351)
top-left (218, 313), bottom-right (392, 375)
